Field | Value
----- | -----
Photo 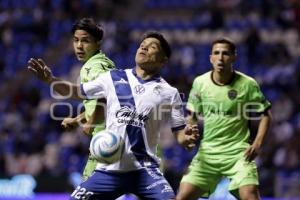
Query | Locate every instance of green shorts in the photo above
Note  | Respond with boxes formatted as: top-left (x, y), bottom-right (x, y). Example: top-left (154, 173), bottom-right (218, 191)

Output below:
top-left (82, 154), bottom-right (98, 180)
top-left (181, 152), bottom-right (258, 198)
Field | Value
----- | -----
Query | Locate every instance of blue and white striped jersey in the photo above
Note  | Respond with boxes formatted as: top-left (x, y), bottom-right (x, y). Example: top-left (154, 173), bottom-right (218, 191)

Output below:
top-left (81, 68), bottom-right (186, 171)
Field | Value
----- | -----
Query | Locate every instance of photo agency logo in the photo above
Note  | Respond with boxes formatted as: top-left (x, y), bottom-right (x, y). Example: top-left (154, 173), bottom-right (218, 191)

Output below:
top-left (49, 78), bottom-right (85, 122)
top-left (192, 101), bottom-right (265, 121)
top-left (48, 78), bottom-right (264, 127)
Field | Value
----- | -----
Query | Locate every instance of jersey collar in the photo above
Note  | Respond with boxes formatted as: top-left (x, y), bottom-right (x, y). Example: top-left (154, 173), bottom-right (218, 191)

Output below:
top-left (210, 70), bottom-right (236, 86)
top-left (132, 68), bottom-right (161, 84)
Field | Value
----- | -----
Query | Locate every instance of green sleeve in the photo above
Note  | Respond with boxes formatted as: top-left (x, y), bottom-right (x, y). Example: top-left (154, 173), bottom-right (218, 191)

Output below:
top-left (87, 62), bottom-right (115, 82)
top-left (187, 78), bottom-right (203, 114)
top-left (247, 80), bottom-right (271, 113)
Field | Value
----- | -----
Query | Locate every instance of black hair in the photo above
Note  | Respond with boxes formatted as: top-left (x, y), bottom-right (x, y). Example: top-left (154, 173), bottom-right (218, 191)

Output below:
top-left (211, 38), bottom-right (236, 54)
top-left (72, 18), bottom-right (103, 41)
top-left (141, 31), bottom-right (172, 59)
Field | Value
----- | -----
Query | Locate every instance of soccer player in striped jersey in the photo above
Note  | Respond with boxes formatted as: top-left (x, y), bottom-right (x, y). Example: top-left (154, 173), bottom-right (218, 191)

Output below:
top-left (60, 18), bottom-right (115, 180)
top-left (176, 38), bottom-right (272, 200)
top-left (28, 31), bottom-right (199, 200)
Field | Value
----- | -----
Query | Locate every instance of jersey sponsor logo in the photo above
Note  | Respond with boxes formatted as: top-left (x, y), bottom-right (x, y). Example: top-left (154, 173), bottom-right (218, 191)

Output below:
top-left (116, 106), bottom-right (149, 127)
top-left (228, 89), bottom-right (237, 100)
top-left (134, 84), bottom-right (145, 95)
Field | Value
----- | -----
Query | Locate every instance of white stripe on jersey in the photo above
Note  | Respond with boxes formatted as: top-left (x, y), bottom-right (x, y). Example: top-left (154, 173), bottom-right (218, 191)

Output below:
top-left (81, 68), bottom-right (186, 171)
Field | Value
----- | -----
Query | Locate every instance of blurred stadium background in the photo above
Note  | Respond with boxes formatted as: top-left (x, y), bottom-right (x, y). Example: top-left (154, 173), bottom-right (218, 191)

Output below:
top-left (0, 0), bottom-right (300, 199)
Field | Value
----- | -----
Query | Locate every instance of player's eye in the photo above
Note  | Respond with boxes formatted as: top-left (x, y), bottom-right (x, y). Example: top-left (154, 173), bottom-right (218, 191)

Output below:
top-left (151, 45), bottom-right (157, 49)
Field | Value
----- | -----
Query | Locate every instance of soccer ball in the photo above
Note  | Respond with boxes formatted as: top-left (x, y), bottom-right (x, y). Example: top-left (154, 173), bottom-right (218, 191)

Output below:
top-left (89, 131), bottom-right (123, 164)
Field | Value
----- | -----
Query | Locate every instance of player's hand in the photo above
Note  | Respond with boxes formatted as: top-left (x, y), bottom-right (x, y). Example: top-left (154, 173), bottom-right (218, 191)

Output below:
top-left (82, 123), bottom-right (94, 136)
top-left (83, 117), bottom-right (96, 136)
top-left (182, 124), bottom-right (200, 151)
top-left (27, 58), bottom-right (53, 83)
top-left (244, 143), bottom-right (261, 162)
top-left (61, 117), bottom-right (79, 131)
top-left (82, 121), bottom-right (94, 136)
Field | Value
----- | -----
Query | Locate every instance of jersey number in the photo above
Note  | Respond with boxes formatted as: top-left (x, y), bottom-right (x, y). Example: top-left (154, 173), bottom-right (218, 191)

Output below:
top-left (71, 186), bottom-right (94, 200)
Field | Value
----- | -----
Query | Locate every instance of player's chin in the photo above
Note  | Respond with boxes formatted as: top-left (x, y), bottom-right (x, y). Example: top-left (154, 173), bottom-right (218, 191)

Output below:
top-left (136, 57), bottom-right (147, 65)
top-left (214, 66), bottom-right (224, 71)
top-left (77, 57), bottom-right (87, 63)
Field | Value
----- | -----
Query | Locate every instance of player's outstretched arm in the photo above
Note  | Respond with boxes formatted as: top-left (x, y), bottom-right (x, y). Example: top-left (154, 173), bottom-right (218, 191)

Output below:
top-left (245, 109), bottom-right (272, 161)
top-left (28, 58), bottom-right (83, 100)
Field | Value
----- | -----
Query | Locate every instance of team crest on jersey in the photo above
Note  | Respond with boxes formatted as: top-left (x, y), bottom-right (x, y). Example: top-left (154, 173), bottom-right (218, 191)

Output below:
top-left (228, 89), bottom-right (237, 100)
top-left (134, 85), bottom-right (145, 95)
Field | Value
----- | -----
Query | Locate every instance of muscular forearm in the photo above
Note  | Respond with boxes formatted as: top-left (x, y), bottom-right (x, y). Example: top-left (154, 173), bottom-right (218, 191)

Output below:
top-left (253, 110), bottom-right (272, 146)
top-left (75, 112), bottom-right (87, 124)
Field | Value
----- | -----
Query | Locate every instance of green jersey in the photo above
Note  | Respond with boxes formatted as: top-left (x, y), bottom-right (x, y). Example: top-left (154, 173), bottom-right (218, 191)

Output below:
top-left (187, 71), bottom-right (271, 157)
top-left (80, 52), bottom-right (115, 135)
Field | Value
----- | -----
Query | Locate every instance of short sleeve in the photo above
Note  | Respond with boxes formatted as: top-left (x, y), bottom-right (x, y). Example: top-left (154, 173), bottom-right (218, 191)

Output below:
top-left (170, 90), bottom-right (186, 132)
top-left (187, 78), bottom-right (203, 114)
top-left (247, 80), bottom-right (271, 113)
top-left (88, 61), bottom-right (115, 81)
top-left (81, 73), bottom-right (109, 99)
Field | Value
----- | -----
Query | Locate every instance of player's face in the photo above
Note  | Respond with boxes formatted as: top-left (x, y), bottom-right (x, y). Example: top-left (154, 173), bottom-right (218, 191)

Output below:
top-left (73, 30), bottom-right (99, 63)
top-left (135, 38), bottom-right (167, 72)
top-left (210, 43), bottom-right (236, 73)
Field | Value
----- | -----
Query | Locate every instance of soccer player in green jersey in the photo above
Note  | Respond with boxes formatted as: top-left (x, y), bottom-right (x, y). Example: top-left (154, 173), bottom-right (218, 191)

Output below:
top-left (176, 38), bottom-right (272, 200)
top-left (28, 31), bottom-right (200, 200)
top-left (60, 18), bottom-right (115, 180)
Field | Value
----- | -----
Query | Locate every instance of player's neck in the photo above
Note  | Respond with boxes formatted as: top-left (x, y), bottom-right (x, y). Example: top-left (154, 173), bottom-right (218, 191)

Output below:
top-left (212, 69), bottom-right (234, 85)
top-left (135, 66), bottom-right (159, 80)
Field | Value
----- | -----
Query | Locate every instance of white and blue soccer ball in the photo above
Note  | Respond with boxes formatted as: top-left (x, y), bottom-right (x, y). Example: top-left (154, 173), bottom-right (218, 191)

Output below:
top-left (89, 130), bottom-right (123, 164)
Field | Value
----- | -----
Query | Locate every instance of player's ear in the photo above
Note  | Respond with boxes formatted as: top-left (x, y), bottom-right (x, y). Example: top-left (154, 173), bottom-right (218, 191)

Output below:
top-left (159, 55), bottom-right (169, 65)
top-left (209, 55), bottom-right (213, 64)
top-left (157, 50), bottom-right (167, 64)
